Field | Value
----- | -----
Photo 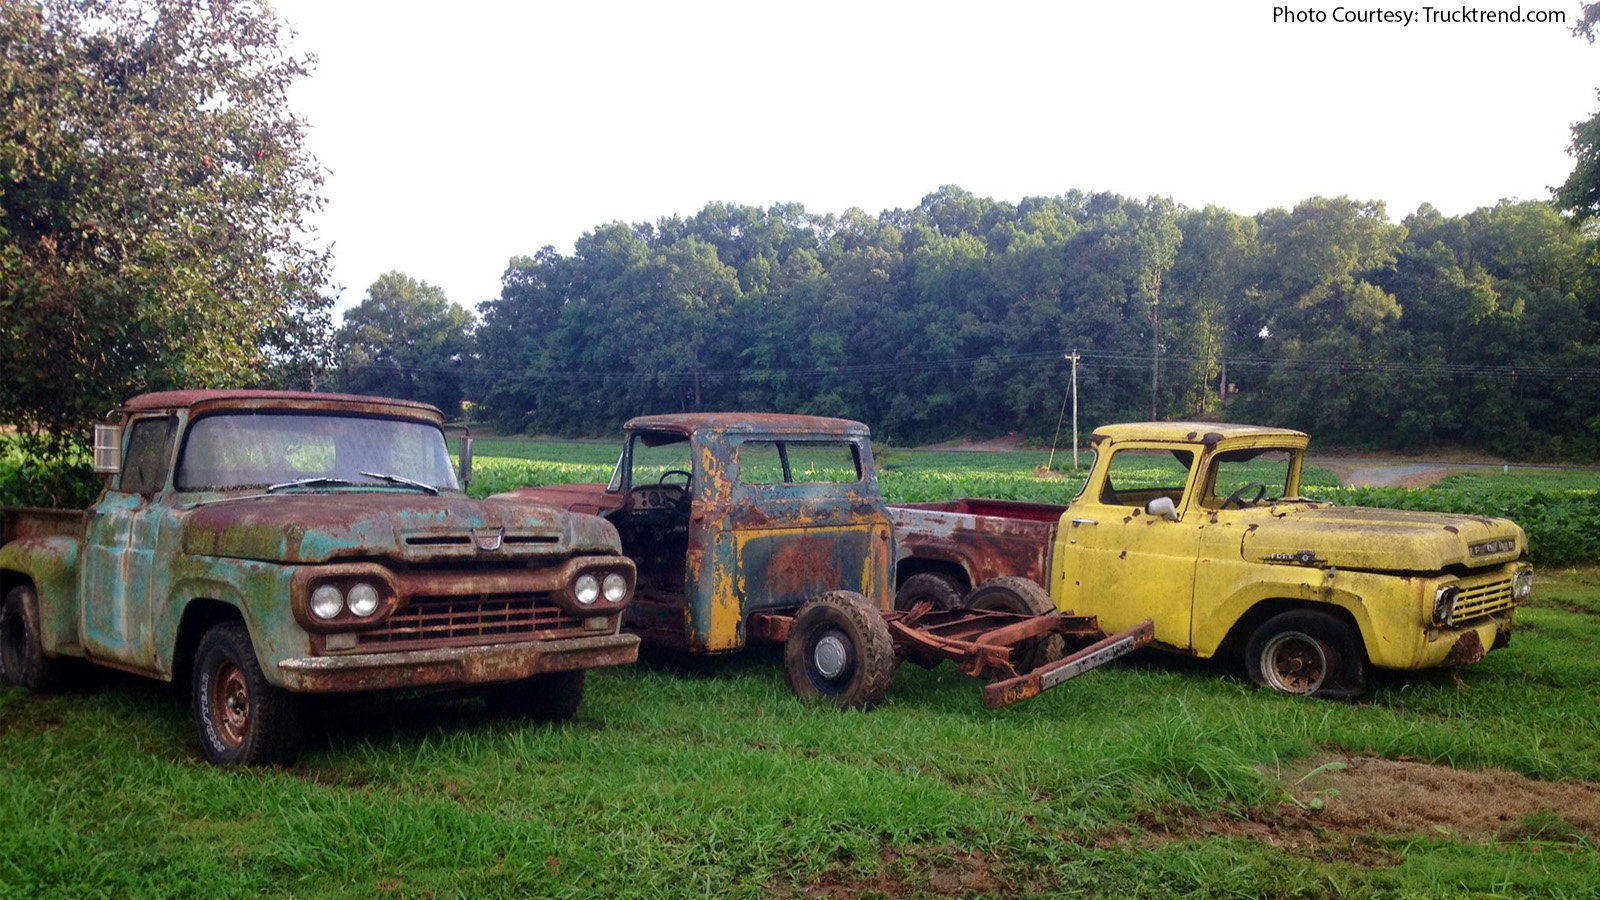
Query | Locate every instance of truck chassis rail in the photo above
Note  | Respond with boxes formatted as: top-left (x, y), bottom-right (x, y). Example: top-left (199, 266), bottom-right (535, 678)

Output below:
top-left (749, 604), bottom-right (1154, 708)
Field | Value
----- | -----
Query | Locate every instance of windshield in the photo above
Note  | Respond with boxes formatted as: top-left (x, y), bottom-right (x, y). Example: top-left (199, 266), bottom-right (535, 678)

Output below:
top-left (1204, 448), bottom-right (1295, 507)
top-left (175, 412), bottom-right (459, 492)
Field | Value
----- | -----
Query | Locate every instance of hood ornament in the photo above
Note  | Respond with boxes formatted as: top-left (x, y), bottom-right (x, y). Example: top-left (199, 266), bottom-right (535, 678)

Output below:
top-left (472, 527), bottom-right (505, 552)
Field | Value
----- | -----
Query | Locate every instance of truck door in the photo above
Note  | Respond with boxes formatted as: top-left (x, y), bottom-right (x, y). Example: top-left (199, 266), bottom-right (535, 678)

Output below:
top-left (1056, 444), bottom-right (1201, 650)
top-left (690, 436), bottom-right (891, 653)
top-left (80, 415), bottom-right (177, 669)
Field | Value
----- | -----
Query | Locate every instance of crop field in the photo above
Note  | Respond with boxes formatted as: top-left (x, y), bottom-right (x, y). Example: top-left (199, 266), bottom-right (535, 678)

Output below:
top-left (2, 440), bottom-right (1599, 898)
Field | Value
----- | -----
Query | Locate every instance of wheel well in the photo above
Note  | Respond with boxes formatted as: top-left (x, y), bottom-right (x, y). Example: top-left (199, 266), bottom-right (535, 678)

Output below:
top-left (1219, 599), bottom-right (1369, 662)
top-left (893, 558), bottom-right (970, 592)
top-left (172, 599), bottom-right (244, 687)
top-left (0, 570), bottom-right (31, 601)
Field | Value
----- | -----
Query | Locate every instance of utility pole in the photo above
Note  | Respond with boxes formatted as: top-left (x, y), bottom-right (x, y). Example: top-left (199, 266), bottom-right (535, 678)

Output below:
top-left (1069, 349), bottom-right (1081, 470)
top-left (1046, 349), bottom-right (1083, 472)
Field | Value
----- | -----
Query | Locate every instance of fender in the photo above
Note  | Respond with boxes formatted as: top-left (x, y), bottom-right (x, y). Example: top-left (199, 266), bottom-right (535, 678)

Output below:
top-left (1193, 569), bottom-right (1380, 661)
top-left (0, 536), bottom-right (84, 657)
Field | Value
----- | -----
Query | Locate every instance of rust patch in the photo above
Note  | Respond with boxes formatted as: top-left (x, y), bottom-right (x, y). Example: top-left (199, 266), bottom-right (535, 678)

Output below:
top-left (1443, 630), bottom-right (1486, 666)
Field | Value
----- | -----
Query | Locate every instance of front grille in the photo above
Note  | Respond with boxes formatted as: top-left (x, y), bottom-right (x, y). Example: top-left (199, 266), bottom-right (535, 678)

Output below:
top-left (356, 593), bottom-right (584, 651)
top-left (1453, 576), bottom-right (1517, 622)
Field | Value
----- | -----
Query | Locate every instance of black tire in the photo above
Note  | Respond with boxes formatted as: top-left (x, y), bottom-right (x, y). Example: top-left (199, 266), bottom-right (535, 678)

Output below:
top-left (894, 572), bottom-right (965, 612)
top-left (0, 585), bottom-right (65, 692)
top-left (484, 670), bottom-right (586, 723)
top-left (962, 576), bottom-right (1064, 674)
top-left (192, 621), bottom-right (304, 766)
top-left (783, 591), bottom-right (898, 710)
top-left (1244, 610), bottom-right (1368, 699)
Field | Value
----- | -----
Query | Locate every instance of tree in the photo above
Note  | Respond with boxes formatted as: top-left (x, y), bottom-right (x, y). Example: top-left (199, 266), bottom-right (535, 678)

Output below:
top-left (335, 273), bottom-right (475, 416)
top-left (1556, 4), bottom-right (1600, 221)
top-left (0, 0), bottom-right (332, 455)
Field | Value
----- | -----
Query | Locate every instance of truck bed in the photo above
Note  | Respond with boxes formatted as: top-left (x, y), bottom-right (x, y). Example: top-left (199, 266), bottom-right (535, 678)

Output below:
top-left (2, 507), bottom-right (88, 545)
top-left (888, 498), bottom-right (1065, 590)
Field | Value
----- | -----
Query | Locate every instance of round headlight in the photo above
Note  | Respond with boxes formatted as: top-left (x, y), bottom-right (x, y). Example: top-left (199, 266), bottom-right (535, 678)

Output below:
top-left (575, 573), bottom-right (600, 605)
top-left (603, 572), bottom-right (628, 604)
top-left (1513, 569), bottom-right (1534, 601)
top-left (348, 582), bottom-right (381, 617)
top-left (311, 584), bottom-right (344, 620)
top-left (1433, 586), bottom-right (1459, 627)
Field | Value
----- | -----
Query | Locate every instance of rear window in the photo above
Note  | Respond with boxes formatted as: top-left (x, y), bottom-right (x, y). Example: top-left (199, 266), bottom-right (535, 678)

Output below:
top-left (737, 440), bottom-right (861, 485)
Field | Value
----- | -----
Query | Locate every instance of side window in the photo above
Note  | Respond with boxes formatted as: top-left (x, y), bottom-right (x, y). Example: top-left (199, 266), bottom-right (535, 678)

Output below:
top-left (1098, 447), bottom-right (1194, 507)
top-left (120, 416), bottom-right (177, 494)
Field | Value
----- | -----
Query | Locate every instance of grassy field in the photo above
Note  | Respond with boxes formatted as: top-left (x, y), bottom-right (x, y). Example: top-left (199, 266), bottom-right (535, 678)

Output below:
top-left (4, 438), bottom-right (1600, 898)
top-left (3, 571), bottom-right (1598, 899)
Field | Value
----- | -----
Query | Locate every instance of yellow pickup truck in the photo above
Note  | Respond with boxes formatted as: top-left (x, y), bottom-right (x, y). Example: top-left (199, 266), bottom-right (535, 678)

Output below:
top-left (890, 422), bottom-right (1534, 698)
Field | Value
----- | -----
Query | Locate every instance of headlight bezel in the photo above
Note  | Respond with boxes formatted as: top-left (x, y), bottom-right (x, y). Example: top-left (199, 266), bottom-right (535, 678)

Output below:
top-left (560, 564), bottom-right (634, 613)
top-left (1513, 568), bottom-right (1534, 602)
top-left (1432, 585), bottom-right (1460, 627)
top-left (293, 569), bottom-right (398, 632)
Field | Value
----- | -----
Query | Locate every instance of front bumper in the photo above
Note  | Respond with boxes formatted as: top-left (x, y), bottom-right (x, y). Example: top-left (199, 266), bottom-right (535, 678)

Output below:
top-left (275, 632), bottom-right (640, 692)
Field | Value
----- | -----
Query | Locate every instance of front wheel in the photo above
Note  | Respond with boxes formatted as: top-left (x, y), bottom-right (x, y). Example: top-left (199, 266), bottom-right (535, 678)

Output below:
top-left (0, 585), bottom-right (65, 692)
top-left (192, 621), bottom-right (304, 766)
top-left (484, 670), bottom-right (586, 723)
top-left (1245, 610), bottom-right (1368, 698)
top-left (783, 591), bottom-right (898, 710)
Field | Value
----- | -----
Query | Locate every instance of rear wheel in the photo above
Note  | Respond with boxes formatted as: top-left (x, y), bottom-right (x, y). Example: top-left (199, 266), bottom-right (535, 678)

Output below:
top-left (484, 670), bottom-right (586, 723)
top-left (192, 621), bottom-right (304, 766)
top-left (894, 572), bottom-right (964, 612)
top-left (1245, 610), bottom-right (1368, 698)
top-left (963, 576), bottom-right (1064, 674)
top-left (0, 585), bottom-right (65, 692)
top-left (783, 591), bottom-right (897, 710)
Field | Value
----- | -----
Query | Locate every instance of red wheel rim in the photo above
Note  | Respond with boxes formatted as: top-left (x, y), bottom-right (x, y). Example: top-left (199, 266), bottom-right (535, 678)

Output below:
top-left (209, 661), bottom-right (250, 748)
top-left (1261, 632), bottom-right (1328, 694)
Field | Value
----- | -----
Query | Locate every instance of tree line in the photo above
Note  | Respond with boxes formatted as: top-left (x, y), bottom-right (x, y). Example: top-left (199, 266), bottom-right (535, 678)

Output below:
top-left (348, 190), bottom-right (1600, 459)
top-left (6, 0), bottom-right (1600, 471)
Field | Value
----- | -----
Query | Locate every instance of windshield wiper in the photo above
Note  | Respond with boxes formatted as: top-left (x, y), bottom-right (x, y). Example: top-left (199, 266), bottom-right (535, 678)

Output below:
top-left (360, 471), bottom-right (440, 495)
top-left (267, 477), bottom-right (355, 493)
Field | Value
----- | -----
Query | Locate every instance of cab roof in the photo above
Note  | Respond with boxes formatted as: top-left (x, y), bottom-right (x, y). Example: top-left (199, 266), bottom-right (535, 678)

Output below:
top-left (1090, 421), bottom-right (1309, 448)
top-left (120, 390), bottom-right (442, 417)
top-left (624, 412), bottom-right (869, 438)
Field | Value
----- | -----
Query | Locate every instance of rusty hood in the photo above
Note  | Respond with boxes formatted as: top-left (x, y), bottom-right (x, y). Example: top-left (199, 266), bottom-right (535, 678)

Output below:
top-left (180, 492), bottom-right (620, 564)
top-left (1241, 505), bottom-right (1527, 571)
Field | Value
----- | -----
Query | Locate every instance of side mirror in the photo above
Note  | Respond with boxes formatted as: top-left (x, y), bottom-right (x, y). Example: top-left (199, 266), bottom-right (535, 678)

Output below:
top-left (458, 435), bottom-right (473, 486)
top-left (93, 423), bottom-right (123, 475)
top-left (1146, 496), bottom-right (1179, 521)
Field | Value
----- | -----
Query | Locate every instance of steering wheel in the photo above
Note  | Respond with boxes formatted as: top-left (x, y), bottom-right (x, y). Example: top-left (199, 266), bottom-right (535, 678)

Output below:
top-left (659, 469), bottom-right (692, 486)
top-left (1222, 482), bottom-right (1268, 509)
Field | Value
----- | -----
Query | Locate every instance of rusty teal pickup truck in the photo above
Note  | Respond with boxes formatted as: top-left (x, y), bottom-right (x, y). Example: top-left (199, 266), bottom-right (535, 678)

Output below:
top-left (891, 422), bottom-right (1534, 698)
top-left (0, 390), bottom-right (639, 765)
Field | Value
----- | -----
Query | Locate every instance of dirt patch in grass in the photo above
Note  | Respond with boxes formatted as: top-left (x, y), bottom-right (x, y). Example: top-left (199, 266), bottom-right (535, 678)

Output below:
top-left (1135, 754), bottom-right (1600, 857)
top-left (771, 846), bottom-right (1001, 899)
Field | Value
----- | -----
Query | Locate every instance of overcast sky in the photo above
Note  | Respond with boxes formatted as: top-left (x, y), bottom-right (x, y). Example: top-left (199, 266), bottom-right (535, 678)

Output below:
top-left (268, 0), bottom-right (1600, 317)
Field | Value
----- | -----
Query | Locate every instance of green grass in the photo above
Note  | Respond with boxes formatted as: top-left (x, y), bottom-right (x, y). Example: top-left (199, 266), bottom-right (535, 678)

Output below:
top-left (4, 573), bottom-right (1600, 898)
top-left (5, 438), bottom-right (1600, 897)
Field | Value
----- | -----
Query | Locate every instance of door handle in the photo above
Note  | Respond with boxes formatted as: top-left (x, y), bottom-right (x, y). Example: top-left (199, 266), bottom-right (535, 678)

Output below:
top-left (1070, 518), bottom-right (1097, 526)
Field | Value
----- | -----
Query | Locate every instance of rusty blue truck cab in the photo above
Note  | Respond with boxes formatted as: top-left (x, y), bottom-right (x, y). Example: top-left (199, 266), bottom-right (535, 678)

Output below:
top-left (502, 414), bottom-right (894, 654)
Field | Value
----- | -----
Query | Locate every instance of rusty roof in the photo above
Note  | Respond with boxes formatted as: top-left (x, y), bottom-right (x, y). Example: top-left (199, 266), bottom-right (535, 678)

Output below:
top-left (1091, 421), bottom-right (1309, 445)
top-left (624, 412), bottom-right (870, 437)
top-left (121, 389), bottom-right (443, 416)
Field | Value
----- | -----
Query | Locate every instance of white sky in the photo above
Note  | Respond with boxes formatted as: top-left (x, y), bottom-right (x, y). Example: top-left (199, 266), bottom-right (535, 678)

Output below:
top-left (268, 0), bottom-right (1600, 317)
